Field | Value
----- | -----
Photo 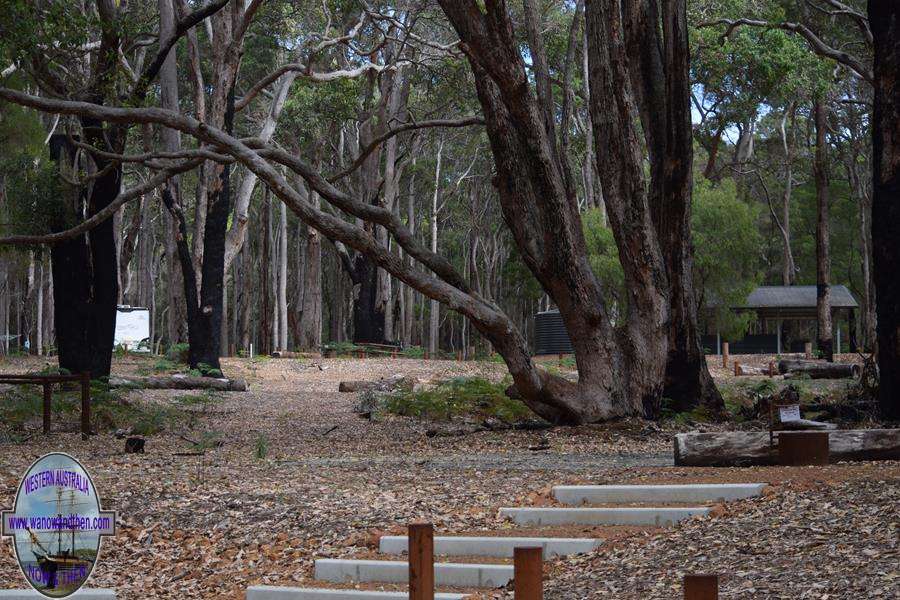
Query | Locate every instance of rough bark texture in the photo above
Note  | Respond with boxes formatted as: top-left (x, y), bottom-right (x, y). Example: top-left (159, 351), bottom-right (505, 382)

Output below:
top-left (814, 98), bottom-right (834, 361)
top-left (870, 0), bottom-right (900, 421)
top-left (47, 134), bottom-right (119, 378)
top-left (674, 429), bottom-right (900, 466)
top-left (108, 374), bottom-right (247, 391)
top-left (432, 0), bottom-right (723, 421)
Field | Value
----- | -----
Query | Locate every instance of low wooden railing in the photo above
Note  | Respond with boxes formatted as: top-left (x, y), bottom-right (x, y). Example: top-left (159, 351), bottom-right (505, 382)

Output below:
top-left (0, 372), bottom-right (92, 438)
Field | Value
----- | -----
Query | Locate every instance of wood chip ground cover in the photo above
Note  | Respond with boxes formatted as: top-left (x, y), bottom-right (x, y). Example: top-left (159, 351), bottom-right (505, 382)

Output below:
top-left (0, 356), bottom-right (897, 599)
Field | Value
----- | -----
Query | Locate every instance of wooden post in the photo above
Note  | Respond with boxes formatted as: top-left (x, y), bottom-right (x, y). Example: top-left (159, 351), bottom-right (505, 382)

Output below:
top-left (80, 372), bottom-right (91, 440)
top-left (423, 350), bottom-right (429, 361)
top-left (514, 546), bottom-right (543, 600)
top-left (733, 362), bottom-right (741, 376)
top-left (684, 574), bottom-right (718, 600)
top-left (778, 431), bottom-right (830, 466)
top-left (558, 353), bottom-right (564, 367)
top-left (804, 341), bottom-right (813, 359)
top-left (408, 523), bottom-right (434, 600)
top-left (768, 361), bottom-right (776, 377)
top-left (42, 382), bottom-right (51, 435)
top-left (721, 342), bottom-right (729, 368)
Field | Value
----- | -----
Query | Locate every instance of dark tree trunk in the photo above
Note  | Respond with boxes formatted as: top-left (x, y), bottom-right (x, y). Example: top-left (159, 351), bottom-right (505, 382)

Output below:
top-left (870, 0), bottom-right (900, 420)
top-left (47, 133), bottom-right (119, 378)
top-left (163, 87), bottom-right (235, 372)
top-left (189, 86), bottom-right (234, 371)
top-left (434, 0), bottom-right (723, 422)
top-left (260, 188), bottom-right (272, 355)
top-left (351, 255), bottom-right (387, 344)
top-left (814, 98), bottom-right (834, 362)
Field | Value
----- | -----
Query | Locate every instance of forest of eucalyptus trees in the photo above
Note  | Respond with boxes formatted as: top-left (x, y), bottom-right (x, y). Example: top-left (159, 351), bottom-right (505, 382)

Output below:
top-left (0, 0), bottom-right (897, 420)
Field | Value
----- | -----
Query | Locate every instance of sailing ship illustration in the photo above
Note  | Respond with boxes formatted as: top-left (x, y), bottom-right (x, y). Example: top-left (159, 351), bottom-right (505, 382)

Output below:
top-left (24, 488), bottom-right (93, 592)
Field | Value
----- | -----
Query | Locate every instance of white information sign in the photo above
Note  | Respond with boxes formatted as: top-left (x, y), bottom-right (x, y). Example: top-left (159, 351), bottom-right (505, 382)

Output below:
top-left (779, 404), bottom-right (802, 423)
top-left (114, 307), bottom-right (150, 351)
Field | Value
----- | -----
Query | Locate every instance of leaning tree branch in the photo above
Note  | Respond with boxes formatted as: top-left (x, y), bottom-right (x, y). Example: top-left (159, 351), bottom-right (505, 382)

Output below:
top-left (0, 88), bottom-right (499, 326)
top-left (699, 18), bottom-right (873, 84)
top-left (327, 116), bottom-right (485, 182)
top-left (0, 158), bottom-right (202, 246)
top-left (235, 61), bottom-right (408, 111)
top-left (132, 0), bottom-right (231, 102)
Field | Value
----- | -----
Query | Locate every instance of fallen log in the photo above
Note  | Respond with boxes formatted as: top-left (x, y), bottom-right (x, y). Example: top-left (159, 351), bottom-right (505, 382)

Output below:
top-left (271, 351), bottom-right (321, 359)
top-left (778, 359), bottom-right (860, 379)
top-left (108, 375), bottom-right (248, 392)
top-left (339, 375), bottom-right (414, 394)
top-left (339, 380), bottom-right (374, 393)
top-left (674, 429), bottom-right (900, 466)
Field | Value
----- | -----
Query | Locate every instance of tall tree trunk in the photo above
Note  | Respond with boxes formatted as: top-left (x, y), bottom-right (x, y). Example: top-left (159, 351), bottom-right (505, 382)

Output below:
top-left (296, 191), bottom-right (322, 351)
top-left (260, 188), bottom-right (272, 355)
top-left (277, 200), bottom-right (288, 351)
top-left (870, 0), bottom-right (900, 420)
top-left (779, 104), bottom-right (797, 285)
top-left (160, 0), bottom-right (187, 347)
top-left (402, 165), bottom-right (417, 347)
top-left (429, 140), bottom-right (443, 355)
top-left (48, 134), bottom-right (119, 378)
top-left (814, 98), bottom-right (834, 361)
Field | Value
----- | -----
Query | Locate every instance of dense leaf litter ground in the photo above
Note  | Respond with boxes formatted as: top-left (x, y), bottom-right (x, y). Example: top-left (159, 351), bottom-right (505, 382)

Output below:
top-left (1, 356), bottom-right (897, 598)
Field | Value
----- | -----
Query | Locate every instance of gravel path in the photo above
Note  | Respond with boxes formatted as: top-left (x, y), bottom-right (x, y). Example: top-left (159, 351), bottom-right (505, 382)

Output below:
top-left (1, 356), bottom-right (896, 599)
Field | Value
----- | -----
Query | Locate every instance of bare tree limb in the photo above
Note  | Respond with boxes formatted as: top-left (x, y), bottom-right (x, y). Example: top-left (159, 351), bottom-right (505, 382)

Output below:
top-left (0, 158), bottom-right (202, 246)
top-left (132, 0), bottom-right (231, 102)
top-left (327, 116), bottom-right (485, 182)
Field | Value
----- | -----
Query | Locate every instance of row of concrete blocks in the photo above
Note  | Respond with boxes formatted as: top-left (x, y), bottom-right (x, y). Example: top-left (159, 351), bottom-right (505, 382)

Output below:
top-left (1, 485), bottom-right (767, 600)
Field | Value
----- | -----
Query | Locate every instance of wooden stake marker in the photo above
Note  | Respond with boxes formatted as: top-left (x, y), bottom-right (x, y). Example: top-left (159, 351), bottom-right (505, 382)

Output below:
top-left (42, 382), bottom-right (52, 434)
top-left (721, 342), bottom-right (729, 368)
top-left (514, 546), bottom-right (543, 600)
top-left (684, 574), bottom-right (718, 600)
top-left (408, 523), bottom-right (434, 600)
top-left (80, 372), bottom-right (91, 440)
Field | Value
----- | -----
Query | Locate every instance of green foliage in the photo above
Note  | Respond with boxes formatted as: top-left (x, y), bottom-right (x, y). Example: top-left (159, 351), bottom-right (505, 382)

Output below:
top-left (0, 154), bottom-right (75, 238)
top-left (692, 178), bottom-right (762, 340)
top-left (254, 432), bottom-right (269, 460)
top-left (401, 346), bottom-right (425, 359)
top-left (131, 407), bottom-right (169, 436)
top-left (192, 430), bottom-right (224, 452)
top-left (384, 377), bottom-right (529, 423)
top-left (166, 343), bottom-right (190, 364)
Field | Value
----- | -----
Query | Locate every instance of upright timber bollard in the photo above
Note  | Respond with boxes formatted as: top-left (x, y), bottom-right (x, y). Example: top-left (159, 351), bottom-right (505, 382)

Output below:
top-left (804, 341), bottom-right (813, 359)
top-left (778, 431), bottom-right (830, 465)
top-left (42, 383), bottom-right (52, 434)
top-left (733, 361), bottom-right (741, 377)
top-left (768, 361), bottom-right (776, 377)
top-left (514, 546), bottom-right (543, 600)
top-left (80, 372), bottom-right (91, 440)
top-left (408, 523), bottom-right (434, 600)
top-left (722, 342), bottom-right (729, 368)
top-left (684, 574), bottom-right (718, 600)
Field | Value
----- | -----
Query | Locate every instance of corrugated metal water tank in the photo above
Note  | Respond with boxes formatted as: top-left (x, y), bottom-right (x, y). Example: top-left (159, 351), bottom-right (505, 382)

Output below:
top-left (534, 310), bottom-right (573, 355)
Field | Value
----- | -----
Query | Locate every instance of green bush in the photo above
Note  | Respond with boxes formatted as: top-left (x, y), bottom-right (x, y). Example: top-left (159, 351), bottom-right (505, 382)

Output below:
top-left (254, 432), bottom-right (269, 459)
top-left (384, 377), bottom-right (530, 422)
top-left (166, 343), bottom-right (190, 364)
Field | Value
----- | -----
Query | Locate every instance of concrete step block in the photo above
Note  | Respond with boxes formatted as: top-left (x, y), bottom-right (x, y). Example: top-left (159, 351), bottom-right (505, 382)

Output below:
top-left (314, 558), bottom-right (513, 588)
top-left (552, 483), bottom-right (766, 505)
top-left (379, 535), bottom-right (600, 559)
top-left (499, 506), bottom-right (709, 527)
top-left (246, 586), bottom-right (468, 600)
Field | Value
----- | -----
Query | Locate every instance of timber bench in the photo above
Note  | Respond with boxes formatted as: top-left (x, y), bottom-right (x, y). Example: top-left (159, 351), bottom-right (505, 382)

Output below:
top-left (0, 372), bottom-right (92, 438)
